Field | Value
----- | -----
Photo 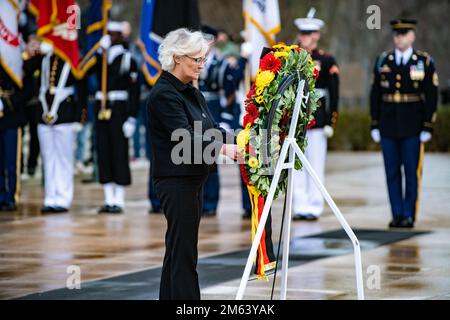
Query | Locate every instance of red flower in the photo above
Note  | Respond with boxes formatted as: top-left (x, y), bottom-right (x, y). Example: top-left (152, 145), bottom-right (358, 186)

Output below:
top-left (313, 68), bottom-right (319, 79)
top-left (246, 88), bottom-right (256, 99)
top-left (307, 119), bottom-right (316, 129)
top-left (243, 102), bottom-right (259, 127)
top-left (260, 52), bottom-right (282, 74)
top-left (295, 47), bottom-right (302, 52)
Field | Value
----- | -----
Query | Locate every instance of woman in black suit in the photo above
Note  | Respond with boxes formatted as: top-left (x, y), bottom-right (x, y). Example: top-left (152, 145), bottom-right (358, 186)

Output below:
top-left (147, 28), bottom-right (239, 300)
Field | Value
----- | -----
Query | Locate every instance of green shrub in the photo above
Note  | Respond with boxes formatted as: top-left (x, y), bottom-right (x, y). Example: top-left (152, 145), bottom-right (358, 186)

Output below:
top-left (328, 108), bottom-right (376, 151)
top-left (428, 105), bottom-right (450, 152)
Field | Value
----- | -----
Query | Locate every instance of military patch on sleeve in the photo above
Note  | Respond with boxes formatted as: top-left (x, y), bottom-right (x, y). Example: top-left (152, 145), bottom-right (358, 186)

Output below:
top-left (329, 64), bottom-right (339, 75)
top-left (433, 72), bottom-right (439, 86)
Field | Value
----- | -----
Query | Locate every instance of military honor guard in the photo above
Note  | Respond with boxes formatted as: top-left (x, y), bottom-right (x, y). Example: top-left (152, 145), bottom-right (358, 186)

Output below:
top-left (292, 8), bottom-right (340, 221)
top-left (370, 19), bottom-right (438, 228)
top-left (24, 41), bottom-right (86, 213)
top-left (92, 22), bottom-right (140, 214)
top-left (0, 61), bottom-right (27, 213)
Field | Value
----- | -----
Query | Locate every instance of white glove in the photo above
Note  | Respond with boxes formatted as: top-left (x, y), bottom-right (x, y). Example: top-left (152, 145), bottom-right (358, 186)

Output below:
top-left (39, 41), bottom-right (53, 55)
top-left (122, 117), bottom-right (136, 138)
top-left (371, 129), bottom-right (381, 143)
top-left (73, 122), bottom-right (83, 133)
top-left (323, 125), bottom-right (334, 138)
top-left (0, 99), bottom-right (4, 112)
top-left (240, 42), bottom-right (252, 58)
top-left (99, 34), bottom-right (111, 50)
top-left (420, 131), bottom-right (432, 143)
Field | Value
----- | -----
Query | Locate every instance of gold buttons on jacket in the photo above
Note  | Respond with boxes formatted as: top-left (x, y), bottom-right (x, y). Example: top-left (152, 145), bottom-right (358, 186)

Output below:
top-left (50, 56), bottom-right (59, 87)
top-left (395, 82), bottom-right (401, 88)
top-left (396, 74), bottom-right (401, 80)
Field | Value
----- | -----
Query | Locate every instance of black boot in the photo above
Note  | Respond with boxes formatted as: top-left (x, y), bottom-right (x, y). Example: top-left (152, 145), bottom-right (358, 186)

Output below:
top-left (398, 217), bottom-right (414, 229)
top-left (389, 216), bottom-right (404, 228)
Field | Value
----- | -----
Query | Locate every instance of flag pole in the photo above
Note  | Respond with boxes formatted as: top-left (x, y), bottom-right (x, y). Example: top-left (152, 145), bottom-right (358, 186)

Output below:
top-left (99, 0), bottom-right (110, 120)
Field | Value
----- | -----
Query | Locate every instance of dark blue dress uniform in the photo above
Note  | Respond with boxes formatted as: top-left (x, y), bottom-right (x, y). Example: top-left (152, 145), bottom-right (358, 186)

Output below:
top-left (90, 44), bottom-right (140, 187)
top-left (198, 51), bottom-right (236, 215)
top-left (370, 21), bottom-right (438, 227)
top-left (309, 49), bottom-right (339, 129)
top-left (0, 66), bottom-right (27, 211)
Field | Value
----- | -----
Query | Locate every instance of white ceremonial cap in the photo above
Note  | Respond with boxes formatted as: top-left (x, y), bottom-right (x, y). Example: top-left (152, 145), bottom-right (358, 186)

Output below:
top-left (294, 8), bottom-right (324, 32)
top-left (107, 21), bottom-right (123, 33)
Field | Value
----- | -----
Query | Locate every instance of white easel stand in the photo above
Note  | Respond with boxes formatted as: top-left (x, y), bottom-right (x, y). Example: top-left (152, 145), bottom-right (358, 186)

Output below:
top-left (236, 79), bottom-right (365, 300)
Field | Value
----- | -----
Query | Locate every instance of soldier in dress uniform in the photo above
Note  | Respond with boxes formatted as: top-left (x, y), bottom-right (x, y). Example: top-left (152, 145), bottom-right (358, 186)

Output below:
top-left (292, 8), bottom-right (340, 221)
top-left (0, 66), bottom-right (27, 212)
top-left (199, 25), bottom-right (238, 217)
top-left (370, 19), bottom-right (438, 229)
top-left (91, 22), bottom-right (140, 214)
top-left (24, 40), bottom-right (87, 213)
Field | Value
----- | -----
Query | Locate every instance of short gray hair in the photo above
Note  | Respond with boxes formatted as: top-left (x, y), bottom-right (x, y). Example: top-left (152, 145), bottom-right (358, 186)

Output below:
top-left (158, 28), bottom-right (209, 71)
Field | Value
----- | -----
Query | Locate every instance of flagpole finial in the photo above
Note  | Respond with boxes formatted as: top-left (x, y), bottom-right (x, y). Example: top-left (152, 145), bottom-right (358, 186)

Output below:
top-left (307, 7), bottom-right (316, 19)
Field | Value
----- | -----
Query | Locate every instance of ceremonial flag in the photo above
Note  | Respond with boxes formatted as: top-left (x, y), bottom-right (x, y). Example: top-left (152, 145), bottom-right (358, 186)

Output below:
top-left (0, 0), bottom-right (23, 87)
top-left (139, 0), bottom-right (161, 86)
top-left (79, 0), bottom-right (111, 75)
top-left (138, 0), bottom-right (200, 86)
top-left (243, 0), bottom-right (281, 79)
top-left (29, 0), bottom-right (81, 78)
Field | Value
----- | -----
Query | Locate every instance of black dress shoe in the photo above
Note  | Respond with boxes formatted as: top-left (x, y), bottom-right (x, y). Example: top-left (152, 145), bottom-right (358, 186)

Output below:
top-left (52, 206), bottom-right (68, 213)
top-left (398, 217), bottom-right (414, 228)
top-left (293, 213), bottom-right (318, 221)
top-left (202, 210), bottom-right (216, 217)
top-left (110, 205), bottom-right (123, 214)
top-left (388, 217), bottom-right (403, 228)
top-left (0, 202), bottom-right (17, 212)
top-left (41, 206), bottom-right (55, 213)
top-left (98, 205), bottom-right (112, 213)
top-left (242, 210), bottom-right (252, 219)
top-left (27, 167), bottom-right (36, 177)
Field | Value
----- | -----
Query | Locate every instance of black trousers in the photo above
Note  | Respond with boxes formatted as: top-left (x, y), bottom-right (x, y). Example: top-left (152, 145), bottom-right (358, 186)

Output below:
top-left (21, 103), bottom-right (40, 174)
top-left (154, 175), bottom-right (207, 300)
top-left (95, 115), bottom-right (131, 186)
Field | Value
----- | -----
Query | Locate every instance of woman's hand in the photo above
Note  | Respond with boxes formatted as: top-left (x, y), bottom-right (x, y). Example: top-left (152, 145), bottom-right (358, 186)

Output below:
top-left (220, 144), bottom-right (240, 160)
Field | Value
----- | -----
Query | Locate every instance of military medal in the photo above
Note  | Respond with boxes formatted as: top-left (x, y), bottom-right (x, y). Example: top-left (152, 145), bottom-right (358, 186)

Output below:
top-left (410, 61), bottom-right (425, 81)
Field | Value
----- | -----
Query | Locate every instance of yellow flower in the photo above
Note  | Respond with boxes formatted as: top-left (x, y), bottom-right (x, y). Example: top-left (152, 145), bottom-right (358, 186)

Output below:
top-left (288, 45), bottom-right (299, 50)
top-left (245, 123), bottom-right (252, 130)
top-left (274, 51), bottom-right (288, 59)
top-left (237, 128), bottom-right (250, 149)
top-left (255, 70), bottom-right (275, 89)
top-left (272, 44), bottom-right (286, 51)
top-left (248, 157), bottom-right (259, 168)
top-left (256, 87), bottom-right (264, 95)
top-left (255, 96), bottom-right (264, 104)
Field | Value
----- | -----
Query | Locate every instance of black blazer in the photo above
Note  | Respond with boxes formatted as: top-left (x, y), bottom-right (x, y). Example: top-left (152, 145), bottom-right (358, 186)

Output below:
top-left (147, 71), bottom-right (235, 178)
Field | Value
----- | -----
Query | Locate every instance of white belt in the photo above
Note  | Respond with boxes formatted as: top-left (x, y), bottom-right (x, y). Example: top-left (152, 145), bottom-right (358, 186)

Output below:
top-left (48, 86), bottom-right (75, 97)
top-left (95, 90), bottom-right (129, 101)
